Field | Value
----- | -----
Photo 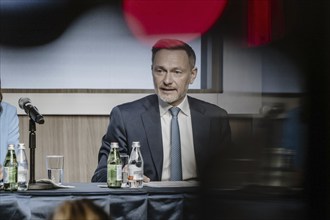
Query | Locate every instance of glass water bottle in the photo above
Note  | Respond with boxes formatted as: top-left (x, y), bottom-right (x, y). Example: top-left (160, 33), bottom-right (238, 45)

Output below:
top-left (107, 142), bottom-right (122, 188)
top-left (128, 141), bottom-right (144, 188)
top-left (3, 144), bottom-right (18, 191)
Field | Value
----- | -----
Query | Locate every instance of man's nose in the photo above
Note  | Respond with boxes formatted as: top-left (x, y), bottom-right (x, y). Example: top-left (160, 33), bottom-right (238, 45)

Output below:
top-left (163, 73), bottom-right (173, 84)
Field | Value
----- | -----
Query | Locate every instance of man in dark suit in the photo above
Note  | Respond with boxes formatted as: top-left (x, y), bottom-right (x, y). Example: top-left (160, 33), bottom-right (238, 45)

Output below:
top-left (92, 39), bottom-right (231, 182)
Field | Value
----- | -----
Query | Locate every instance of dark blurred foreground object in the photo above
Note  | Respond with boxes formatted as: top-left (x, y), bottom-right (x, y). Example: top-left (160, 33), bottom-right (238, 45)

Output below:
top-left (257, 147), bottom-right (302, 187)
top-left (48, 198), bottom-right (111, 220)
top-left (201, 145), bottom-right (307, 220)
top-left (0, 0), bottom-right (72, 46)
top-left (0, 0), bottom-right (115, 47)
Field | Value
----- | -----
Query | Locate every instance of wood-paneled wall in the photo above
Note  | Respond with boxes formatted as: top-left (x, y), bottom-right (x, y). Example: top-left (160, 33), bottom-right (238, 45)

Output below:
top-left (18, 115), bottom-right (253, 183)
top-left (19, 115), bottom-right (110, 183)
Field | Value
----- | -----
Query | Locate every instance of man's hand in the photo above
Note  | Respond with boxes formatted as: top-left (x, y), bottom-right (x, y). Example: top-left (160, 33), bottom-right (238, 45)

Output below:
top-left (143, 175), bottom-right (150, 183)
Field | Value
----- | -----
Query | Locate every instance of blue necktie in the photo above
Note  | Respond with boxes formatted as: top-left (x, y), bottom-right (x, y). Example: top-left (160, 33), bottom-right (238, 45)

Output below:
top-left (170, 107), bottom-right (182, 181)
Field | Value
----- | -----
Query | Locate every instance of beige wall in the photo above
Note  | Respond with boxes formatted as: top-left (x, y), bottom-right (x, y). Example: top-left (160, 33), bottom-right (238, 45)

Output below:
top-left (18, 115), bottom-right (257, 183)
top-left (19, 115), bottom-right (109, 183)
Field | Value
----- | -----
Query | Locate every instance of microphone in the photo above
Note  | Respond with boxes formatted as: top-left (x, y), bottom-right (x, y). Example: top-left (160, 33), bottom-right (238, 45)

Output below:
top-left (18, 97), bottom-right (45, 124)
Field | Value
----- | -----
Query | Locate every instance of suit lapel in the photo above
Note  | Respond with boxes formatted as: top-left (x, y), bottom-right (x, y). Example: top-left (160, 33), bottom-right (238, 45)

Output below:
top-left (141, 95), bottom-right (163, 180)
top-left (189, 97), bottom-right (211, 175)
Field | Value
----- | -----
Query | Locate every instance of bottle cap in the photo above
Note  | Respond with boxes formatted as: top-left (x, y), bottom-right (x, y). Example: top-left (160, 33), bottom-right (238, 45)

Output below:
top-left (111, 142), bottom-right (119, 148)
top-left (7, 144), bottom-right (15, 150)
top-left (18, 143), bottom-right (26, 149)
top-left (132, 141), bottom-right (140, 147)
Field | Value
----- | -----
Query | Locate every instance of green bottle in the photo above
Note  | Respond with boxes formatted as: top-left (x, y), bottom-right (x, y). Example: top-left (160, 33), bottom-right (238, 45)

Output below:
top-left (3, 144), bottom-right (18, 191)
top-left (107, 142), bottom-right (122, 188)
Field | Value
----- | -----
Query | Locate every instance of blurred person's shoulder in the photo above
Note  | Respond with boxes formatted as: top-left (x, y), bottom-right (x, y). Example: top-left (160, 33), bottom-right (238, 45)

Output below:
top-left (1, 101), bottom-right (17, 114)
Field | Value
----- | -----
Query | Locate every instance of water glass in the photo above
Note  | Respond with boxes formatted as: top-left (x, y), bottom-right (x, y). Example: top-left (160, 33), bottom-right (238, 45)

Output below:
top-left (46, 155), bottom-right (64, 184)
top-left (120, 154), bottom-right (129, 187)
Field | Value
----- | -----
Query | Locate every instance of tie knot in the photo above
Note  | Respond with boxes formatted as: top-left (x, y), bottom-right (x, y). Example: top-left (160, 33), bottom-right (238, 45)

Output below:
top-left (170, 107), bottom-right (180, 117)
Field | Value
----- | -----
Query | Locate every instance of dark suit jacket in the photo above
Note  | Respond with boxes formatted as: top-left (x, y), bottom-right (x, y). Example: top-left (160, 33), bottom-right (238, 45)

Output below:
top-left (92, 94), bottom-right (231, 182)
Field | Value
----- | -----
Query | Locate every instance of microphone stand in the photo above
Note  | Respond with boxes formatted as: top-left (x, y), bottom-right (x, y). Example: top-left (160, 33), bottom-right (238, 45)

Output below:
top-left (28, 118), bottom-right (53, 190)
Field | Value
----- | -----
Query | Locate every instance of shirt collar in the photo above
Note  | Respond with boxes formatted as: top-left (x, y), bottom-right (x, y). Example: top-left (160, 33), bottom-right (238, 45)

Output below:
top-left (158, 95), bottom-right (190, 117)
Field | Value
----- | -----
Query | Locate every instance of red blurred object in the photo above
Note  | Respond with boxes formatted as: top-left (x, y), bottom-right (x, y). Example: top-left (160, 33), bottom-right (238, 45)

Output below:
top-left (247, 0), bottom-right (285, 47)
top-left (123, 0), bottom-right (228, 44)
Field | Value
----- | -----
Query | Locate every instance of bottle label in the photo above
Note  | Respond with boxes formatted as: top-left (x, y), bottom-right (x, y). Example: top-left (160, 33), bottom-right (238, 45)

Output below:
top-left (3, 167), bottom-right (17, 183)
top-left (18, 166), bottom-right (28, 182)
top-left (116, 165), bottom-right (122, 180)
top-left (128, 165), bottom-right (143, 181)
top-left (107, 164), bottom-right (122, 181)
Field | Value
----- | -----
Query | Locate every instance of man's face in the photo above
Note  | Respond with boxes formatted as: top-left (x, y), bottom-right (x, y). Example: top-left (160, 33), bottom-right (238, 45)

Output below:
top-left (152, 49), bottom-right (197, 106)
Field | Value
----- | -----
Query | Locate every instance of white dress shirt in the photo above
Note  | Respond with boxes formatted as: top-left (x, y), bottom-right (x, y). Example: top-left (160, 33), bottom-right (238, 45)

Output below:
top-left (158, 96), bottom-right (197, 181)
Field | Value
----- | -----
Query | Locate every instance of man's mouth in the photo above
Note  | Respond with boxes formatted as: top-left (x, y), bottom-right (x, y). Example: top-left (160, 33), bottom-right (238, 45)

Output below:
top-left (161, 88), bottom-right (176, 94)
top-left (161, 87), bottom-right (176, 92)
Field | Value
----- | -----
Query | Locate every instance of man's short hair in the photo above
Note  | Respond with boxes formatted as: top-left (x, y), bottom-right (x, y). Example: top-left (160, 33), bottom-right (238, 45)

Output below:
top-left (151, 39), bottom-right (196, 68)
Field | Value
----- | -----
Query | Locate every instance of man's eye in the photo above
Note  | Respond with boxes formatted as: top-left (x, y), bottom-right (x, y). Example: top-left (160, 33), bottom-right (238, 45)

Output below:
top-left (174, 70), bottom-right (182, 74)
top-left (155, 69), bottom-right (165, 74)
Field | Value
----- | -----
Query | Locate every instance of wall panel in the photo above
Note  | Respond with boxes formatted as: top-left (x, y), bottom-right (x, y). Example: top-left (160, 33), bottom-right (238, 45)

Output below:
top-left (19, 115), bottom-right (109, 183)
top-left (18, 115), bottom-right (253, 183)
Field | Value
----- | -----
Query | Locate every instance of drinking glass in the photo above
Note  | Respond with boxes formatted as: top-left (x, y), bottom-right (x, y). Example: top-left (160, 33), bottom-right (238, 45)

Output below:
top-left (120, 154), bottom-right (129, 188)
top-left (46, 155), bottom-right (64, 184)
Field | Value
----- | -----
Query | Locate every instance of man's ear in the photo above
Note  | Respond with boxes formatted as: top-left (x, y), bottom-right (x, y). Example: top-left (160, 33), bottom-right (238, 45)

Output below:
top-left (190, 67), bottom-right (197, 84)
